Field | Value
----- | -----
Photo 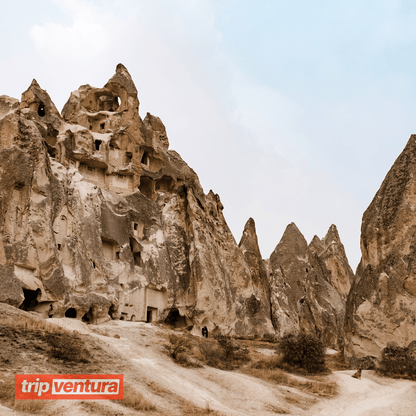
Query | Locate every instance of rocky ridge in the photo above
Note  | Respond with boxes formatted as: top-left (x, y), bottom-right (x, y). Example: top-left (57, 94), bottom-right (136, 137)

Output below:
top-left (0, 64), bottom-right (352, 344)
top-left (345, 135), bottom-right (416, 366)
top-left (267, 223), bottom-right (353, 349)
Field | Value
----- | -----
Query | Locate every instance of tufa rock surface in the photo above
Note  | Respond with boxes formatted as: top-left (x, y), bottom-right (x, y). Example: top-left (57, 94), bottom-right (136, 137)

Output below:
top-left (268, 223), bottom-right (353, 349)
top-left (0, 63), bottom-right (352, 344)
top-left (345, 135), bottom-right (416, 367)
top-left (0, 64), bottom-right (276, 337)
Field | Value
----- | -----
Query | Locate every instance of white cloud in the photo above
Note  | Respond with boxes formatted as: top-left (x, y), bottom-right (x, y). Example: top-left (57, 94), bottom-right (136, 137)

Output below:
top-left (29, 0), bottom-right (112, 60)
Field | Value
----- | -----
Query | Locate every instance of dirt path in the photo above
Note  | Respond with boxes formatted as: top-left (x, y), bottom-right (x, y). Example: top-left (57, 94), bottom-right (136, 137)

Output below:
top-left (309, 370), bottom-right (416, 416)
top-left (97, 320), bottom-right (312, 415)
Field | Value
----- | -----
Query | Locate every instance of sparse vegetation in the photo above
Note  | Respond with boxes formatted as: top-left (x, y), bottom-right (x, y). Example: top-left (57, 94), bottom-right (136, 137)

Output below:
top-left (166, 333), bottom-right (250, 370)
top-left (0, 376), bottom-right (46, 414)
top-left (377, 342), bottom-right (416, 379)
top-left (116, 384), bottom-right (156, 411)
top-left (278, 332), bottom-right (327, 374)
top-left (180, 397), bottom-right (222, 415)
top-left (44, 332), bottom-right (91, 363)
top-left (245, 355), bottom-right (337, 397)
top-left (166, 333), bottom-right (203, 367)
top-left (214, 335), bottom-right (250, 367)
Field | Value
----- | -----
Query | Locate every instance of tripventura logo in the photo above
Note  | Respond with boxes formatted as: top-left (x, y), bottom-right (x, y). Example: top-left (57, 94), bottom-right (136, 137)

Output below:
top-left (15, 374), bottom-right (123, 400)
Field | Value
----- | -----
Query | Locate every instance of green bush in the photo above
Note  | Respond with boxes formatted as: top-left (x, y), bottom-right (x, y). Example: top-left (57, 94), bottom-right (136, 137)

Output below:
top-left (278, 332), bottom-right (326, 374)
top-left (377, 342), bottom-right (416, 379)
top-left (378, 343), bottom-right (407, 376)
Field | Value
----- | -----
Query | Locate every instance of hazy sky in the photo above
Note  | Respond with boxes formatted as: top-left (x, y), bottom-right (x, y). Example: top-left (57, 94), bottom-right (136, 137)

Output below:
top-left (2, 0), bottom-right (416, 270)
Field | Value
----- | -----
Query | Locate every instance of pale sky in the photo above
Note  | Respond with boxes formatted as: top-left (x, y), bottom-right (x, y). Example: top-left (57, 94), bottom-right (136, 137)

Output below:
top-left (2, 0), bottom-right (416, 270)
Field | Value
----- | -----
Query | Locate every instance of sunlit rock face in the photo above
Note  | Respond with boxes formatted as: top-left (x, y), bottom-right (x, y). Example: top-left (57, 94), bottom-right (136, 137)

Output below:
top-left (0, 64), bottom-right (275, 337)
top-left (345, 135), bottom-right (416, 367)
top-left (268, 223), bottom-right (353, 349)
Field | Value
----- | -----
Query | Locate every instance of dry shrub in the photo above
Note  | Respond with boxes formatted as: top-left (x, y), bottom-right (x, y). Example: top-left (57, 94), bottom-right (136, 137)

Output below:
top-left (377, 342), bottom-right (416, 379)
top-left (148, 381), bottom-right (170, 396)
top-left (278, 332), bottom-right (327, 374)
top-left (44, 332), bottom-right (91, 363)
top-left (181, 398), bottom-right (222, 415)
top-left (214, 335), bottom-right (250, 367)
top-left (166, 332), bottom-right (249, 370)
top-left (246, 355), bottom-right (337, 397)
top-left (116, 385), bottom-right (155, 411)
top-left (198, 339), bottom-right (226, 369)
top-left (166, 333), bottom-right (203, 368)
top-left (0, 377), bottom-right (46, 414)
top-left (246, 367), bottom-right (290, 385)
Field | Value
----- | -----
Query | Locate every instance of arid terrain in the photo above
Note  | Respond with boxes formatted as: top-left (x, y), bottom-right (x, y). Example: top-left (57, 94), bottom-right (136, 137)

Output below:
top-left (1, 303), bottom-right (415, 416)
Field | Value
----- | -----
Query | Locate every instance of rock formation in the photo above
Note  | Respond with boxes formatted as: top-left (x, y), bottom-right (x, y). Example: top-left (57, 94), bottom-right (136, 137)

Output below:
top-left (268, 223), bottom-right (353, 349)
top-left (345, 135), bottom-right (416, 367)
top-left (0, 63), bottom-right (354, 344)
top-left (0, 64), bottom-right (276, 337)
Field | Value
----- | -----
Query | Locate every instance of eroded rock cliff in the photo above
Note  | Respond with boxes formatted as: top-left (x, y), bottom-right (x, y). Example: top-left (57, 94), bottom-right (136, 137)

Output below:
top-left (268, 223), bottom-right (353, 349)
top-left (345, 135), bottom-right (416, 366)
top-left (0, 64), bottom-right (277, 337)
top-left (0, 64), bottom-right (354, 344)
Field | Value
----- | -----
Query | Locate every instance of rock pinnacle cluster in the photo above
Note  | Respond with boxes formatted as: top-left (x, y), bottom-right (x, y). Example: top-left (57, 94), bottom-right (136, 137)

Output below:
top-left (0, 64), bottom-right (355, 347)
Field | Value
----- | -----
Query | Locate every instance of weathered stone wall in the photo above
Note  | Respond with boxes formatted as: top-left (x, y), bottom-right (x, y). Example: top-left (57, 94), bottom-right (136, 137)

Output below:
top-left (268, 223), bottom-right (353, 349)
top-left (345, 135), bottom-right (416, 367)
top-left (0, 64), bottom-right (353, 344)
top-left (0, 64), bottom-right (276, 337)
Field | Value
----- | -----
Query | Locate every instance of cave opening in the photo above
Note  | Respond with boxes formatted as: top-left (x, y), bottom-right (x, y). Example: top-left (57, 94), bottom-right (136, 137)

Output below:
top-left (141, 151), bottom-right (149, 165)
top-left (95, 140), bottom-right (102, 151)
top-left (38, 103), bottom-right (45, 117)
top-left (19, 288), bottom-right (41, 311)
top-left (82, 307), bottom-right (94, 324)
top-left (164, 308), bottom-right (188, 328)
top-left (138, 176), bottom-right (153, 199)
top-left (65, 308), bottom-right (77, 318)
top-left (108, 304), bottom-right (117, 319)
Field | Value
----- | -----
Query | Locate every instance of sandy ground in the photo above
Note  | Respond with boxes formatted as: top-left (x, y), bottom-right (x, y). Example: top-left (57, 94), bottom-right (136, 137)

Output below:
top-left (1, 308), bottom-right (416, 416)
top-left (309, 370), bottom-right (416, 416)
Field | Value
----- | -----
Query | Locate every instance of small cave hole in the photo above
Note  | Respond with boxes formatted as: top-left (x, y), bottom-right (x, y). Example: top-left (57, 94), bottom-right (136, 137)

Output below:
top-left (89, 125), bottom-right (92, 130)
top-left (134, 252), bottom-right (141, 267)
top-left (65, 308), bottom-right (77, 318)
top-left (92, 261), bottom-right (96, 269)
top-left (47, 146), bottom-right (57, 158)
top-left (57, 244), bottom-right (61, 251)
top-left (19, 288), bottom-right (41, 311)
top-left (38, 103), bottom-right (45, 117)
top-left (138, 176), bottom-right (154, 199)
top-left (133, 223), bottom-right (138, 231)
top-left (164, 308), bottom-right (187, 328)
top-left (95, 140), bottom-right (102, 151)
top-left (115, 251), bottom-right (120, 260)
top-left (82, 308), bottom-right (93, 324)
top-left (141, 151), bottom-right (149, 165)
top-left (100, 123), bottom-right (105, 131)
top-left (108, 304), bottom-right (116, 319)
